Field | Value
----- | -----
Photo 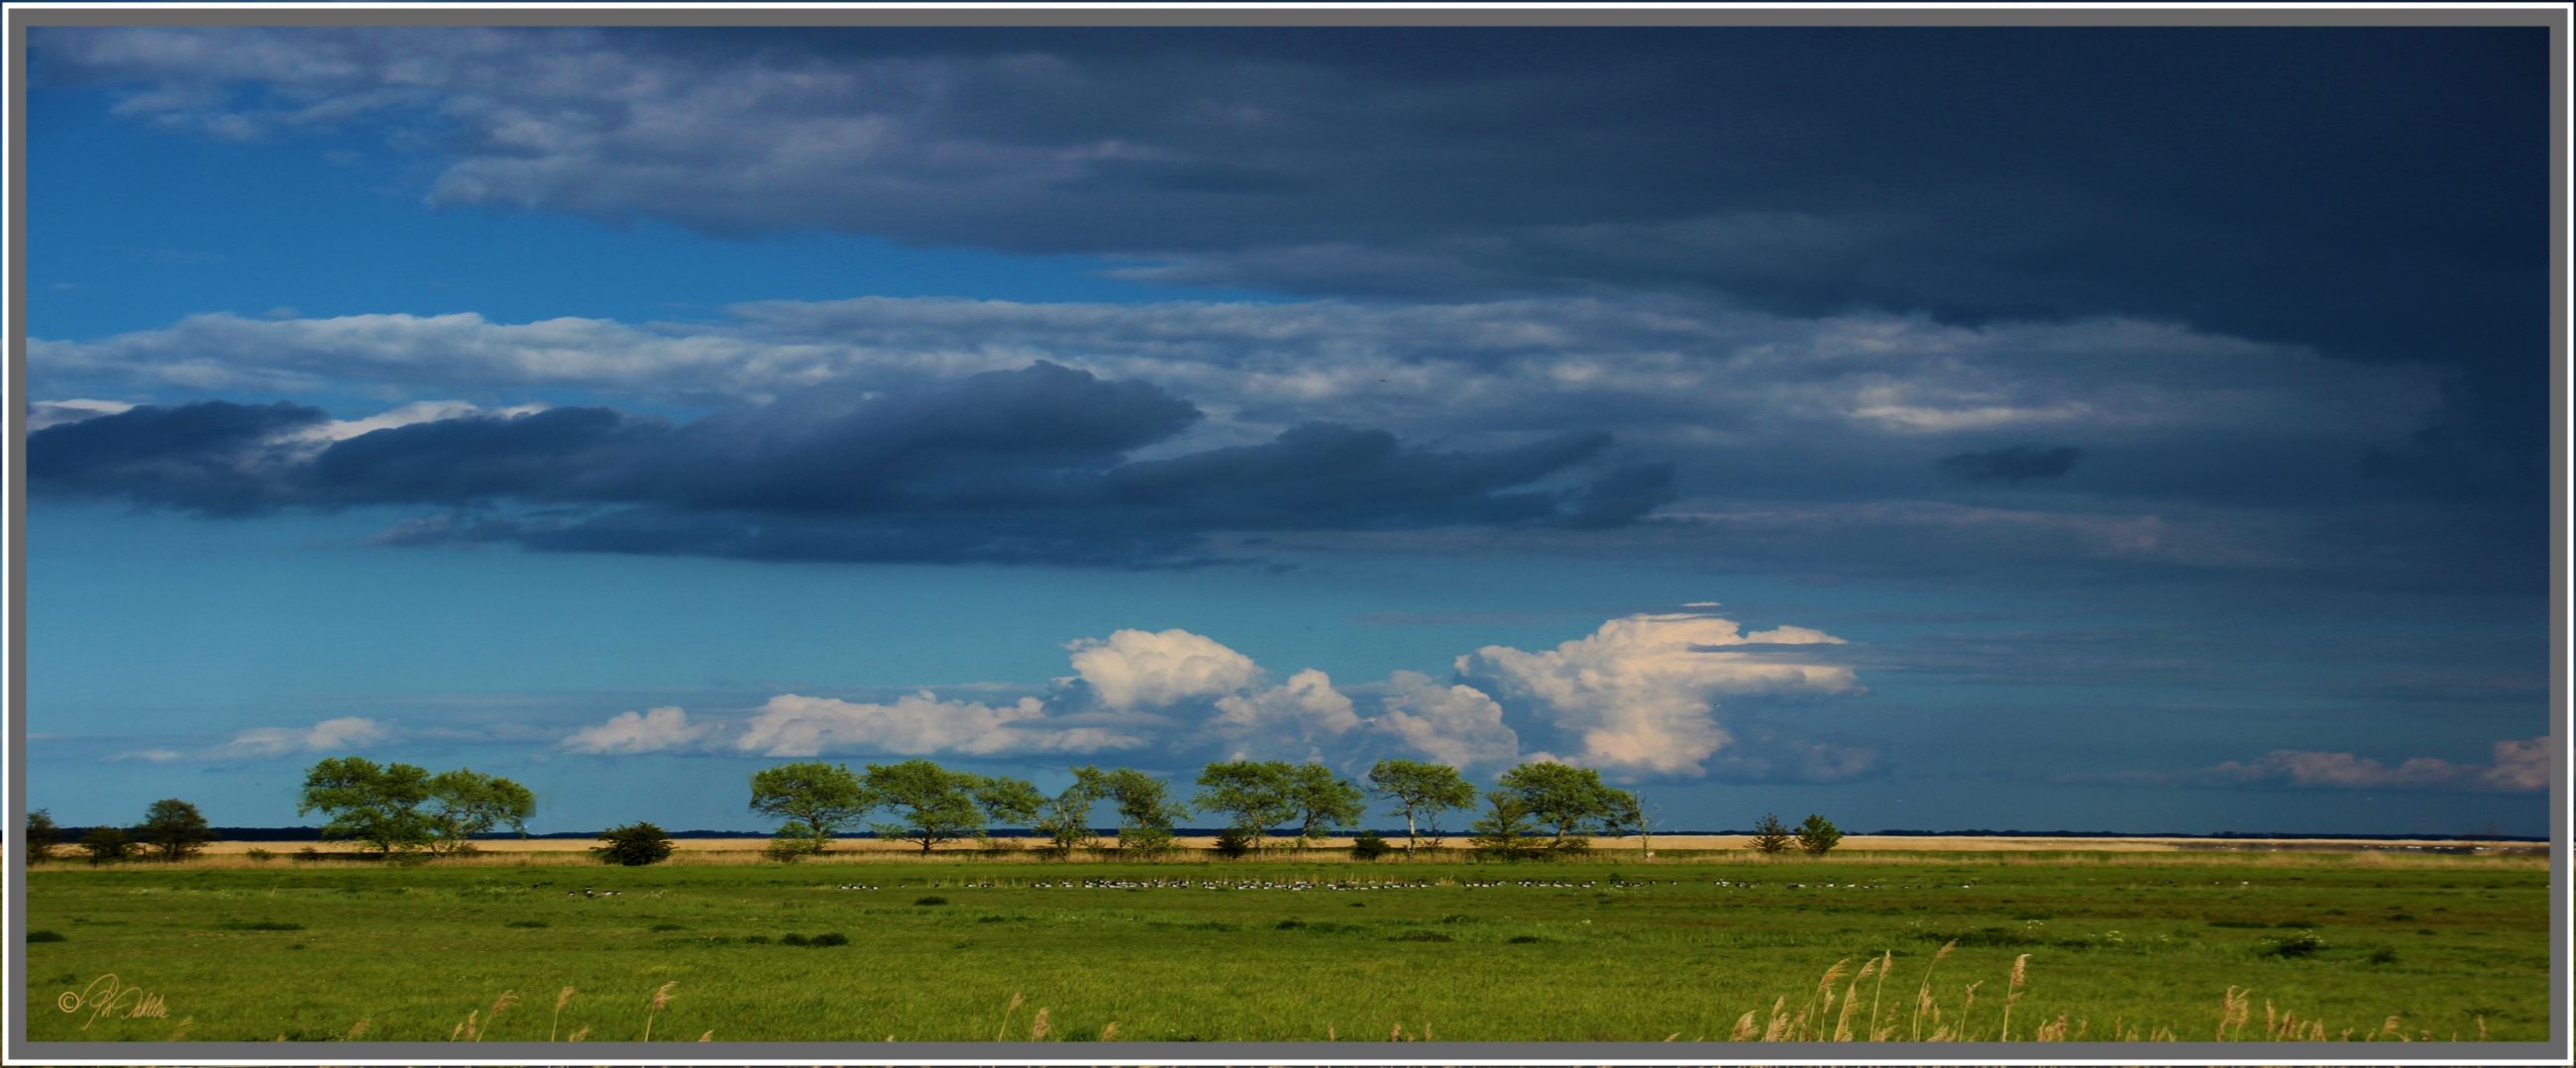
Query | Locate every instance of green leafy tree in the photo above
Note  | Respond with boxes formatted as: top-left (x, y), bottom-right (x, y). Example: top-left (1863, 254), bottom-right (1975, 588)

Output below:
top-left (1103, 768), bottom-right (1189, 855)
top-left (298, 757), bottom-right (435, 854)
top-left (1033, 767), bottom-right (1109, 855)
top-left (593, 821), bottom-right (676, 866)
top-left (861, 760), bottom-right (1040, 855)
top-left (1795, 813), bottom-right (1844, 856)
top-left (1285, 763), bottom-right (1366, 847)
top-left (78, 826), bottom-right (135, 865)
top-left (137, 799), bottom-right (215, 862)
top-left (422, 769), bottom-right (536, 856)
top-left (1747, 811), bottom-right (1793, 854)
top-left (1494, 761), bottom-right (1636, 852)
top-left (1191, 760), bottom-right (1300, 854)
top-left (1466, 792), bottom-right (1545, 861)
top-left (25, 808), bottom-right (61, 865)
top-left (969, 774), bottom-right (1047, 844)
top-left (1350, 830), bottom-right (1394, 860)
top-left (748, 761), bottom-right (873, 854)
top-left (1364, 760), bottom-right (1480, 858)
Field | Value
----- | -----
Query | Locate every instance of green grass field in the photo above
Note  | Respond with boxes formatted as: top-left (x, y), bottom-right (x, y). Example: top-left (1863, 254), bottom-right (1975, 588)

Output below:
top-left (23, 852), bottom-right (2549, 1043)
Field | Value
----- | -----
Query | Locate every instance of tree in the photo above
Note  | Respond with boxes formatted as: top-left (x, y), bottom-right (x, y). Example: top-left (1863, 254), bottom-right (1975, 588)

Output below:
top-left (1365, 760), bottom-right (1480, 858)
top-left (1285, 763), bottom-right (1366, 847)
top-left (1466, 792), bottom-right (1544, 861)
top-left (862, 760), bottom-right (1039, 855)
top-left (25, 809), bottom-right (60, 865)
top-left (137, 799), bottom-right (215, 862)
top-left (1494, 762), bottom-right (1636, 852)
top-left (748, 761), bottom-right (873, 854)
top-left (298, 757), bottom-right (435, 854)
top-left (1795, 813), bottom-right (1843, 856)
top-left (423, 769), bottom-right (536, 856)
top-left (1350, 830), bottom-right (1394, 860)
top-left (1033, 767), bottom-right (1109, 856)
top-left (1103, 768), bottom-right (1189, 856)
top-left (1747, 812), bottom-right (1793, 854)
top-left (1191, 760), bottom-right (1300, 854)
top-left (593, 822), bottom-right (676, 866)
top-left (78, 826), bottom-right (134, 865)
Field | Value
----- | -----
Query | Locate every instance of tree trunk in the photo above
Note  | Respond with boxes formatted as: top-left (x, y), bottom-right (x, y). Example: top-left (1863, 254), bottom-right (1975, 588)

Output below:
top-left (1406, 810), bottom-right (1418, 858)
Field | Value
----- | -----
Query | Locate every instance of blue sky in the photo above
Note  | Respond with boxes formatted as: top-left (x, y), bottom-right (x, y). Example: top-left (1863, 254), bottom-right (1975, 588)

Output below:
top-left (20, 24), bottom-right (2554, 836)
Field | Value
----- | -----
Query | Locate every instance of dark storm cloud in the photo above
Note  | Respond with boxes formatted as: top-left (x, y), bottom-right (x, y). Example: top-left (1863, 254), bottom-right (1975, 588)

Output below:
top-left (23, 399), bottom-right (327, 514)
top-left (1937, 445), bottom-right (2081, 483)
top-left (34, 25), bottom-right (2547, 495)
top-left (28, 364), bottom-right (1668, 566)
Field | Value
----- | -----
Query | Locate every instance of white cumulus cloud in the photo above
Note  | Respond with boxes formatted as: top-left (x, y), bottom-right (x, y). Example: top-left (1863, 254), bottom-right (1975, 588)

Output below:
top-left (732, 692), bottom-right (1145, 758)
top-left (561, 705), bottom-right (712, 755)
top-left (1063, 628), bottom-right (1263, 710)
top-left (1368, 671), bottom-right (1521, 770)
top-left (1458, 612), bottom-right (1862, 777)
top-left (115, 715), bottom-right (396, 762)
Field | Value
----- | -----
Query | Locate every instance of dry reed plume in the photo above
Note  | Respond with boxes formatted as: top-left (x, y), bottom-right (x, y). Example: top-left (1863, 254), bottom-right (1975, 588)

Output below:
top-left (1730, 955), bottom-right (2456, 1042)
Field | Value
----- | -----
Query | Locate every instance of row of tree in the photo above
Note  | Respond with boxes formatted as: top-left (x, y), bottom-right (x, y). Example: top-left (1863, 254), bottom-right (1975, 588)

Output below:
top-left (744, 757), bottom-right (1648, 859)
top-left (23, 801), bottom-right (216, 864)
top-left (28, 756), bottom-right (1844, 864)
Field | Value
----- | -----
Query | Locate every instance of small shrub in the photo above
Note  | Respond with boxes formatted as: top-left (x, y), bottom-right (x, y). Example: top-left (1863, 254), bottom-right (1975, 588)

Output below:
top-left (1212, 829), bottom-right (1253, 858)
top-left (245, 848), bottom-right (276, 862)
top-left (763, 836), bottom-right (817, 864)
top-left (593, 822), bottom-right (677, 866)
top-left (27, 930), bottom-right (66, 943)
top-left (781, 932), bottom-right (809, 945)
top-left (1506, 934), bottom-right (1543, 944)
top-left (809, 931), bottom-right (848, 946)
top-left (649, 922), bottom-right (687, 931)
top-left (977, 914), bottom-right (1007, 923)
top-left (78, 826), bottom-right (135, 865)
top-left (2258, 930), bottom-right (2328, 958)
top-left (914, 896), bottom-right (948, 906)
top-left (1275, 919), bottom-right (1307, 929)
top-left (1350, 831), bottom-right (1394, 860)
top-left (1747, 812), bottom-right (1793, 854)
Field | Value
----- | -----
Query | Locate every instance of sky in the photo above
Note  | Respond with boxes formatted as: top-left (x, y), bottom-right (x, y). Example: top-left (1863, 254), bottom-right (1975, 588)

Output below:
top-left (16, 22), bottom-right (2556, 837)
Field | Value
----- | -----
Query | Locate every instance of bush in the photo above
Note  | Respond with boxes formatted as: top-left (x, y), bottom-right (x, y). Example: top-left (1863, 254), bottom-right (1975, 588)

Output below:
top-left (1350, 831), bottom-right (1394, 860)
top-left (1747, 812), bottom-right (1793, 854)
top-left (1211, 829), bottom-right (1253, 858)
top-left (593, 821), bottom-right (677, 866)
top-left (78, 826), bottom-right (134, 865)
top-left (27, 930), bottom-right (66, 943)
top-left (781, 931), bottom-right (848, 946)
top-left (1120, 825), bottom-right (1179, 859)
top-left (245, 848), bottom-right (276, 862)
top-left (1794, 814), bottom-right (1842, 856)
top-left (2258, 930), bottom-right (2328, 958)
top-left (914, 895), bottom-right (948, 906)
top-left (763, 835), bottom-right (817, 863)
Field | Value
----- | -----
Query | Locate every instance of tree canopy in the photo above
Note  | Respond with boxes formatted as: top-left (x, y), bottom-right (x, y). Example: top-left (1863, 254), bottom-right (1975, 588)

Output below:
top-left (298, 756), bottom-right (435, 853)
top-left (1365, 759), bottom-right (1479, 856)
top-left (138, 799), bottom-right (215, 862)
top-left (747, 761), bottom-right (874, 853)
top-left (1284, 763), bottom-right (1366, 846)
top-left (1192, 760), bottom-right (1302, 853)
top-left (861, 759), bottom-right (1041, 854)
top-left (423, 769), bottom-right (536, 856)
top-left (1493, 761), bottom-right (1637, 851)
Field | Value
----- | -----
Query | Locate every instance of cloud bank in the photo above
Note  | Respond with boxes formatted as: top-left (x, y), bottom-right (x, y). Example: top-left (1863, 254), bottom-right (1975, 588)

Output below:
top-left (29, 363), bottom-right (1669, 567)
top-left (544, 611), bottom-right (1869, 782)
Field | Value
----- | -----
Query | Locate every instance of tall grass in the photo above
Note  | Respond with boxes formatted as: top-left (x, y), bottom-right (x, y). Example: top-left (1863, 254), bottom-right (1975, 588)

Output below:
top-left (1730, 952), bottom-right (2474, 1041)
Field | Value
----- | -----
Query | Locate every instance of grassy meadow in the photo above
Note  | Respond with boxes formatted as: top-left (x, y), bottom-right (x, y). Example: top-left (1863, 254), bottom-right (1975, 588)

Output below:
top-left (23, 848), bottom-right (2549, 1044)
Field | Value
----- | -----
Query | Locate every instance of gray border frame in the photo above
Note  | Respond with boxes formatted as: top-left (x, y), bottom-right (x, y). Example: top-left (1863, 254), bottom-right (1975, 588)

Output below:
top-left (5, 3), bottom-right (2566, 1066)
